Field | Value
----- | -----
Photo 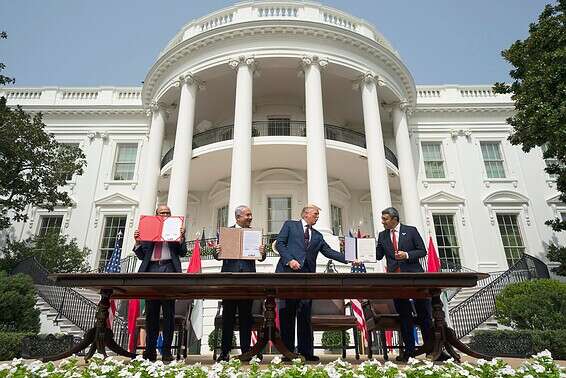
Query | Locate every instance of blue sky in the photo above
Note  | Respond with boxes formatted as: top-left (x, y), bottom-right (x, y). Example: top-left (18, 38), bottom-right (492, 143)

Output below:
top-left (0, 0), bottom-right (546, 86)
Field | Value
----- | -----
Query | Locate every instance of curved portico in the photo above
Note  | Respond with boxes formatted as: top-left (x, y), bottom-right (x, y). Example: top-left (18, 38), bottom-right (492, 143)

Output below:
top-left (139, 1), bottom-right (422, 236)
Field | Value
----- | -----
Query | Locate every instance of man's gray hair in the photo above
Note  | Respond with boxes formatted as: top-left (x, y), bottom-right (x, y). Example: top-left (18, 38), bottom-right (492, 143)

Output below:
top-left (301, 204), bottom-right (321, 217)
top-left (235, 205), bottom-right (250, 218)
top-left (381, 207), bottom-right (400, 221)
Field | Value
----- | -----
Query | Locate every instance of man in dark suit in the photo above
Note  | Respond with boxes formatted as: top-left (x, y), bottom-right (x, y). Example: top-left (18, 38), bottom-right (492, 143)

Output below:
top-left (275, 204), bottom-right (354, 361)
top-left (375, 206), bottom-right (431, 361)
top-left (133, 205), bottom-right (187, 362)
top-left (213, 205), bottom-right (266, 362)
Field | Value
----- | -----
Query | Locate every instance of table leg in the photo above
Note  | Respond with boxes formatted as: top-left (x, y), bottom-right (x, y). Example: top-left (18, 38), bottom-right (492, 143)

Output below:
top-left (416, 290), bottom-right (492, 362)
top-left (236, 296), bottom-right (302, 362)
top-left (42, 289), bottom-right (136, 362)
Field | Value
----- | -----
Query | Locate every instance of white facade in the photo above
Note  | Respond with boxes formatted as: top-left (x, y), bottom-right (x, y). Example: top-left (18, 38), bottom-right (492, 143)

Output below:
top-left (2, 0), bottom-right (565, 344)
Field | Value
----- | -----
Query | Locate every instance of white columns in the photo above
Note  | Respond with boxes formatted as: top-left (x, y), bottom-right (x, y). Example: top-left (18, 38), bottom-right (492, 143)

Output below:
top-left (358, 73), bottom-right (391, 235)
top-left (228, 57), bottom-right (255, 219)
top-left (167, 75), bottom-right (200, 216)
top-left (392, 103), bottom-right (424, 231)
top-left (139, 102), bottom-right (166, 215)
top-left (302, 56), bottom-right (332, 234)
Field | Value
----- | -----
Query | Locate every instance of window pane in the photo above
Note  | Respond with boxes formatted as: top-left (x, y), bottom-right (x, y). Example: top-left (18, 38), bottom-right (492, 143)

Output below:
top-left (268, 197), bottom-right (291, 233)
top-left (113, 143), bottom-right (138, 180)
top-left (432, 214), bottom-right (461, 271)
top-left (331, 205), bottom-right (343, 236)
top-left (216, 205), bottom-right (229, 229)
top-left (481, 142), bottom-right (506, 178)
top-left (98, 216), bottom-right (127, 270)
top-left (422, 142), bottom-right (445, 179)
top-left (267, 118), bottom-right (291, 136)
top-left (38, 215), bottom-right (63, 237)
top-left (496, 214), bottom-right (525, 267)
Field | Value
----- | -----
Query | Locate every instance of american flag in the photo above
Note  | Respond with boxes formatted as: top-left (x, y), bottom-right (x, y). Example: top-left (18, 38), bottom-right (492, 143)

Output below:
top-left (105, 230), bottom-right (123, 327)
top-left (350, 262), bottom-right (368, 348)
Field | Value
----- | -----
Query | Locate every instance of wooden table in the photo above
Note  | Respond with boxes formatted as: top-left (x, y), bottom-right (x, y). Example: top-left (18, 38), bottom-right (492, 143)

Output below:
top-left (44, 272), bottom-right (490, 362)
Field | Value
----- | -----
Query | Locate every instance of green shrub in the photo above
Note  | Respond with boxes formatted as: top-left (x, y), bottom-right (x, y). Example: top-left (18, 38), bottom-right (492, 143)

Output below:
top-left (0, 272), bottom-right (40, 333)
top-left (207, 328), bottom-right (236, 352)
top-left (495, 279), bottom-right (566, 330)
top-left (469, 329), bottom-right (566, 360)
top-left (0, 332), bottom-right (33, 360)
top-left (321, 330), bottom-right (350, 350)
top-left (0, 233), bottom-right (90, 273)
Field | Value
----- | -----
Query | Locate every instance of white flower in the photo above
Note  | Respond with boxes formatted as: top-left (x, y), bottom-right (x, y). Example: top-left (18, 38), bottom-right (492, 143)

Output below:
top-left (271, 356), bottom-right (282, 364)
top-left (534, 349), bottom-right (552, 358)
top-left (476, 359), bottom-right (487, 366)
top-left (500, 366), bottom-right (516, 376)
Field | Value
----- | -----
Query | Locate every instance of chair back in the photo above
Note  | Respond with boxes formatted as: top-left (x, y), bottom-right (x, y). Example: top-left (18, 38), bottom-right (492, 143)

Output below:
top-left (251, 299), bottom-right (264, 315)
top-left (311, 299), bottom-right (345, 315)
top-left (175, 299), bottom-right (193, 316)
top-left (369, 299), bottom-right (397, 316)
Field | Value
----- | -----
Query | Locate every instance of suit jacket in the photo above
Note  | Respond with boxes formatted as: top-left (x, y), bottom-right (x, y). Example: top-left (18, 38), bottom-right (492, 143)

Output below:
top-left (134, 240), bottom-right (188, 273)
top-left (275, 220), bottom-right (347, 273)
top-left (375, 224), bottom-right (426, 273)
top-left (219, 225), bottom-right (263, 273)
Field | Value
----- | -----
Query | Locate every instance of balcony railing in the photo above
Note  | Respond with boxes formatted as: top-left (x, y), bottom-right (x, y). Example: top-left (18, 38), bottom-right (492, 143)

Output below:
top-left (161, 121), bottom-right (398, 168)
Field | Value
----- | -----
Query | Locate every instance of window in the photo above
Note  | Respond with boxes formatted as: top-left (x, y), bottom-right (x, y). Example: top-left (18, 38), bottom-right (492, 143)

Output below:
top-left (113, 143), bottom-right (138, 180)
top-left (98, 216), bottom-right (127, 270)
top-left (216, 205), bottom-right (229, 229)
top-left (268, 197), bottom-right (291, 234)
top-left (496, 214), bottom-right (525, 267)
top-left (480, 142), bottom-right (506, 178)
top-left (267, 118), bottom-right (290, 136)
top-left (432, 214), bottom-right (461, 270)
top-left (422, 142), bottom-right (446, 179)
top-left (561, 212), bottom-right (566, 222)
top-left (38, 215), bottom-right (63, 236)
top-left (541, 144), bottom-right (560, 179)
top-left (331, 205), bottom-right (343, 236)
top-left (61, 143), bottom-right (80, 180)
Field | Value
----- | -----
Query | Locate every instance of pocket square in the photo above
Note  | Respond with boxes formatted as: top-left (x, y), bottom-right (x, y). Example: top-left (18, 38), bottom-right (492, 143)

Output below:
top-left (402, 232), bottom-right (406, 236)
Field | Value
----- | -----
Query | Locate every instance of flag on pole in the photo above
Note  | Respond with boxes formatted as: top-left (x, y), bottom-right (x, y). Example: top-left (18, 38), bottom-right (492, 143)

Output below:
top-left (350, 262), bottom-right (368, 351)
top-left (188, 236), bottom-right (203, 343)
top-left (127, 299), bottom-right (144, 352)
top-left (104, 230), bottom-right (123, 327)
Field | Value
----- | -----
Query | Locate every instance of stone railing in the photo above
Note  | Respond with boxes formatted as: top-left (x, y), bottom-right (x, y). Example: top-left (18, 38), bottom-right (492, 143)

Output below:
top-left (160, 121), bottom-right (398, 169)
top-left (416, 85), bottom-right (512, 104)
top-left (1, 87), bottom-right (143, 107)
top-left (160, 2), bottom-right (393, 57)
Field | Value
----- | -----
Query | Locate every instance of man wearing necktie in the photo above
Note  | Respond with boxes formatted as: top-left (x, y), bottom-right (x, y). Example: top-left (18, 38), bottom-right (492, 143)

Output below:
top-left (275, 204), bottom-right (354, 361)
top-left (375, 207), bottom-right (431, 361)
top-left (133, 205), bottom-right (187, 362)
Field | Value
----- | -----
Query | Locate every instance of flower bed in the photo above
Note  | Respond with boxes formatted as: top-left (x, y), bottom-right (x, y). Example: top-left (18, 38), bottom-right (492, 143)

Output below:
top-left (0, 351), bottom-right (564, 378)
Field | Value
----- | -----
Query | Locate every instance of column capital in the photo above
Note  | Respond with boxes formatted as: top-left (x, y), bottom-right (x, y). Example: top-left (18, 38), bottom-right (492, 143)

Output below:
top-left (300, 55), bottom-right (328, 69)
top-left (228, 56), bottom-right (256, 70)
top-left (352, 71), bottom-right (386, 90)
top-left (175, 73), bottom-right (206, 91)
top-left (390, 99), bottom-right (413, 117)
top-left (145, 100), bottom-right (172, 118)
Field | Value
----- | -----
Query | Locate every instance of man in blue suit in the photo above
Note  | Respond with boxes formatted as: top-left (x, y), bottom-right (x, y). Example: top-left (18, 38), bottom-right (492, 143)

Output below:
top-left (375, 207), bottom-right (431, 361)
top-left (213, 205), bottom-right (266, 362)
top-left (275, 204), bottom-right (353, 361)
top-left (133, 205), bottom-right (187, 362)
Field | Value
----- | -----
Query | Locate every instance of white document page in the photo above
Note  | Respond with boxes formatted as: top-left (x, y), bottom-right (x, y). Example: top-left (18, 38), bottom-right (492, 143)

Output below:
top-left (357, 238), bottom-right (377, 262)
top-left (344, 236), bottom-right (357, 262)
top-left (242, 229), bottom-right (262, 258)
top-left (162, 217), bottom-right (182, 241)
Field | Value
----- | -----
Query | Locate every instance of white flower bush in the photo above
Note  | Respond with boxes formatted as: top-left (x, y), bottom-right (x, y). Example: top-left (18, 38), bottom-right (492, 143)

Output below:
top-left (0, 351), bottom-right (564, 378)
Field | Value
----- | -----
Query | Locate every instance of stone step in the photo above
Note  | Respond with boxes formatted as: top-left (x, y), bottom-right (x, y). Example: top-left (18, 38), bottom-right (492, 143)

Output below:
top-left (36, 296), bottom-right (84, 337)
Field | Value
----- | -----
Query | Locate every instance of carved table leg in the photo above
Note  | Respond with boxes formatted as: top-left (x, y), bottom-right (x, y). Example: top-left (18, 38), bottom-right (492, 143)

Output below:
top-left (42, 289), bottom-right (136, 362)
top-left (236, 296), bottom-right (302, 362)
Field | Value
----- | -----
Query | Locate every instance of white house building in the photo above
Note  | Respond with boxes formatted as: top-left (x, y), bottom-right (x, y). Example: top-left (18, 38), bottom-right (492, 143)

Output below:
top-left (2, 0), bottom-right (564, 345)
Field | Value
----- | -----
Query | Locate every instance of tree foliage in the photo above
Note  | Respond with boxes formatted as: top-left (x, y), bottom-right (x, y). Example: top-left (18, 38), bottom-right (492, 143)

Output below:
top-left (0, 32), bottom-right (15, 86)
top-left (493, 1), bottom-right (566, 275)
top-left (0, 272), bottom-right (40, 333)
top-left (0, 32), bottom-right (86, 230)
top-left (0, 232), bottom-right (91, 273)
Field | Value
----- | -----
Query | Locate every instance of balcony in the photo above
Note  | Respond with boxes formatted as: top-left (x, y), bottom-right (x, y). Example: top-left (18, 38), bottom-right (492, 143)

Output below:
top-left (160, 121), bottom-right (398, 169)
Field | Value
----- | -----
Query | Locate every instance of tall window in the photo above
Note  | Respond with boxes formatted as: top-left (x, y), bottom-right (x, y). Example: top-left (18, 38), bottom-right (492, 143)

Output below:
top-left (38, 215), bottom-right (63, 236)
top-left (62, 143), bottom-right (80, 180)
top-left (216, 205), bottom-right (229, 229)
top-left (113, 143), bottom-right (138, 180)
top-left (496, 214), bottom-right (525, 267)
top-left (432, 214), bottom-right (461, 270)
top-left (267, 118), bottom-right (290, 136)
top-left (481, 142), bottom-right (506, 178)
top-left (331, 205), bottom-right (343, 236)
top-left (561, 212), bottom-right (566, 222)
top-left (422, 142), bottom-right (446, 178)
top-left (268, 197), bottom-right (291, 234)
top-left (98, 216), bottom-right (127, 270)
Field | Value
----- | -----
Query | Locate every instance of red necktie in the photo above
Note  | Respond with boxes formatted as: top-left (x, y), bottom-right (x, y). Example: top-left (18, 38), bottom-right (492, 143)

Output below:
top-left (153, 242), bottom-right (162, 261)
top-left (391, 229), bottom-right (398, 252)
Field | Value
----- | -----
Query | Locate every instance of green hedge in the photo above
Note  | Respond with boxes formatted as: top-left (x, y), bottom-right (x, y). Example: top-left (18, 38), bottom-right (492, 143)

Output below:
top-left (0, 272), bottom-right (40, 333)
top-left (321, 330), bottom-right (351, 350)
top-left (0, 332), bottom-right (33, 361)
top-left (469, 329), bottom-right (566, 360)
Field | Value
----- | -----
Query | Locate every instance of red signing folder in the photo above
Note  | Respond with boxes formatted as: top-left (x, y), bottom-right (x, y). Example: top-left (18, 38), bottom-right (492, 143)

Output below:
top-left (138, 215), bottom-right (185, 242)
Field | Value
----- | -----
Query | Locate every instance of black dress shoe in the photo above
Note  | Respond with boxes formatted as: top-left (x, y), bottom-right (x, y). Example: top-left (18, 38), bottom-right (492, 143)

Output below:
top-left (142, 352), bottom-right (157, 362)
top-left (281, 356), bottom-right (293, 362)
top-left (434, 351), bottom-right (452, 361)
top-left (216, 353), bottom-right (229, 362)
top-left (302, 354), bottom-right (320, 362)
top-left (161, 354), bottom-right (175, 362)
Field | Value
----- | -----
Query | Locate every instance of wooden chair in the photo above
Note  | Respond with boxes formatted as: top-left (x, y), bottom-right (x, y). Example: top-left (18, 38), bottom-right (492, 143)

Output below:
top-left (134, 299), bottom-right (193, 360)
top-left (362, 299), bottom-right (404, 361)
top-left (311, 299), bottom-right (360, 359)
top-left (212, 299), bottom-right (265, 360)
